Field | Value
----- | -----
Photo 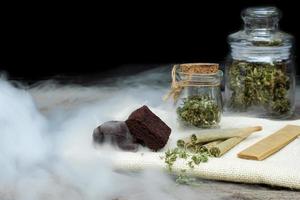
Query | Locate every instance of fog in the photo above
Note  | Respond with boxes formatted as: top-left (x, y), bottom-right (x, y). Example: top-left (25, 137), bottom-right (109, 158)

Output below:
top-left (0, 67), bottom-right (225, 200)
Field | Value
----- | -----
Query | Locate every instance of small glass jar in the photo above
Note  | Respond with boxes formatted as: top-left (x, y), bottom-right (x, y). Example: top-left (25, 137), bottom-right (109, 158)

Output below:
top-left (225, 7), bottom-right (295, 118)
top-left (175, 63), bottom-right (223, 128)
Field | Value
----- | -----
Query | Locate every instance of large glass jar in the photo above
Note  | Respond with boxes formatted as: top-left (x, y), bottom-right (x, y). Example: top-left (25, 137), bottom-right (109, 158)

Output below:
top-left (225, 7), bottom-right (295, 118)
top-left (174, 63), bottom-right (223, 128)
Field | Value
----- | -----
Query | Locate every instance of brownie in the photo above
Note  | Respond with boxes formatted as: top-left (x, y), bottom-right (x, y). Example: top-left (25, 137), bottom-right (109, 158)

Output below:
top-left (125, 105), bottom-right (171, 151)
top-left (93, 121), bottom-right (139, 151)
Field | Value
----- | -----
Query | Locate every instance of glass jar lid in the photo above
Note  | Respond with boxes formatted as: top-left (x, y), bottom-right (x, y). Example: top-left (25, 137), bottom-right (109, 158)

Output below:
top-left (228, 7), bottom-right (294, 63)
top-left (242, 7), bottom-right (281, 19)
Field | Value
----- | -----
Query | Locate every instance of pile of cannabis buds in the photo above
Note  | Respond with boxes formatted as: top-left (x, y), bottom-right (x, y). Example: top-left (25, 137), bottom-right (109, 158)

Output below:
top-left (177, 96), bottom-right (221, 128)
top-left (228, 60), bottom-right (290, 115)
top-left (227, 40), bottom-right (291, 116)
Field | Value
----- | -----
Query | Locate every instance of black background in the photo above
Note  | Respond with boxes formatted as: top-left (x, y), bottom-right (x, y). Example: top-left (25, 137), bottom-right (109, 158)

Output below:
top-left (0, 0), bottom-right (299, 80)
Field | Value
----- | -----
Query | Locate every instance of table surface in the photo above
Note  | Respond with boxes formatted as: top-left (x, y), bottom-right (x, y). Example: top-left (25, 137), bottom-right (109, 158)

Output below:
top-left (28, 65), bottom-right (300, 200)
top-left (180, 179), bottom-right (300, 200)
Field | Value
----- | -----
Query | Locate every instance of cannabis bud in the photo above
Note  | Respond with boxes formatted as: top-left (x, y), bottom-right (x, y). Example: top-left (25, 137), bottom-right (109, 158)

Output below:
top-left (177, 95), bottom-right (221, 128)
top-left (227, 60), bottom-right (292, 117)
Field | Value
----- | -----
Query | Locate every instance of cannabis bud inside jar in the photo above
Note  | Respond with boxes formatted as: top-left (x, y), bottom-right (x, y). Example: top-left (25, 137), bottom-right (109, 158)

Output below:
top-left (165, 63), bottom-right (223, 128)
top-left (225, 7), bottom-right (295, 118)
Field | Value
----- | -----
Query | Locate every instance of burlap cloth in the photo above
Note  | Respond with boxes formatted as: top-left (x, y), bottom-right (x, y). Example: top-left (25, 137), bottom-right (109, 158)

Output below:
top-left (109, 115), bottom-right (300, 189)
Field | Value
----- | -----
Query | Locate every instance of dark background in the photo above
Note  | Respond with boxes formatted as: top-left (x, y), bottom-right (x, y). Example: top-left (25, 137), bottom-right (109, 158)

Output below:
top-left (0, 0), bottom-right (299, 81)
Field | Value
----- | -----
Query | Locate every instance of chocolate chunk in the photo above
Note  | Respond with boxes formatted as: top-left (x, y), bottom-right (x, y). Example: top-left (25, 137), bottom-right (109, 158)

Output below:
top-left (125, 105), bottom-right (171, 151)
top-left (93, 121), bottom-right (139, 151)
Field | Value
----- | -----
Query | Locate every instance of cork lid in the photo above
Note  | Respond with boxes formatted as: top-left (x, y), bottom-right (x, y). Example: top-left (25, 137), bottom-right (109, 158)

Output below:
top-left (179, 63), bottom-right (219, 74)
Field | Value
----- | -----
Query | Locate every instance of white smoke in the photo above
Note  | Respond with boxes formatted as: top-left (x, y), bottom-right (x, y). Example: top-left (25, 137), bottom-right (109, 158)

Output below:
top-left (0, 67), bottom-right (222, 200)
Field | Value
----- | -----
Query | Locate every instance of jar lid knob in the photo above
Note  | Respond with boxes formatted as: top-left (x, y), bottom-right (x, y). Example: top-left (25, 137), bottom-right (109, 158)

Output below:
top-left (242, 7), bottom-right (281, 19)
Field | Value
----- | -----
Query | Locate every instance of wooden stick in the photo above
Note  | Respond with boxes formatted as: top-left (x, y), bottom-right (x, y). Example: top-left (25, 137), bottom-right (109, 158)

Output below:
top-left (238, 125), bottom-right (300, 160)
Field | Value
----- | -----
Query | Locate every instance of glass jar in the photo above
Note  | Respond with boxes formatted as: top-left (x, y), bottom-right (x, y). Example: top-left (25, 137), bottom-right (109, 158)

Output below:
top-left (225, 7), bottom-right (295, 118)
top-left (174, 63), bottom-right (223, 128)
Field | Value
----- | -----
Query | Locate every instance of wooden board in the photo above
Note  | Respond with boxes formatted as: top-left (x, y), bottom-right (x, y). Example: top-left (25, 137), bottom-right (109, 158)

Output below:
top-left (238, 125), bottom-right (300, 161)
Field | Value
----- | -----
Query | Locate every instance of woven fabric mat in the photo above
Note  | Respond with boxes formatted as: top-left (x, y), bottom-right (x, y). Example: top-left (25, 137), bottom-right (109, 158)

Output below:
top-left (110, 115), bottom-right (300, 189)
